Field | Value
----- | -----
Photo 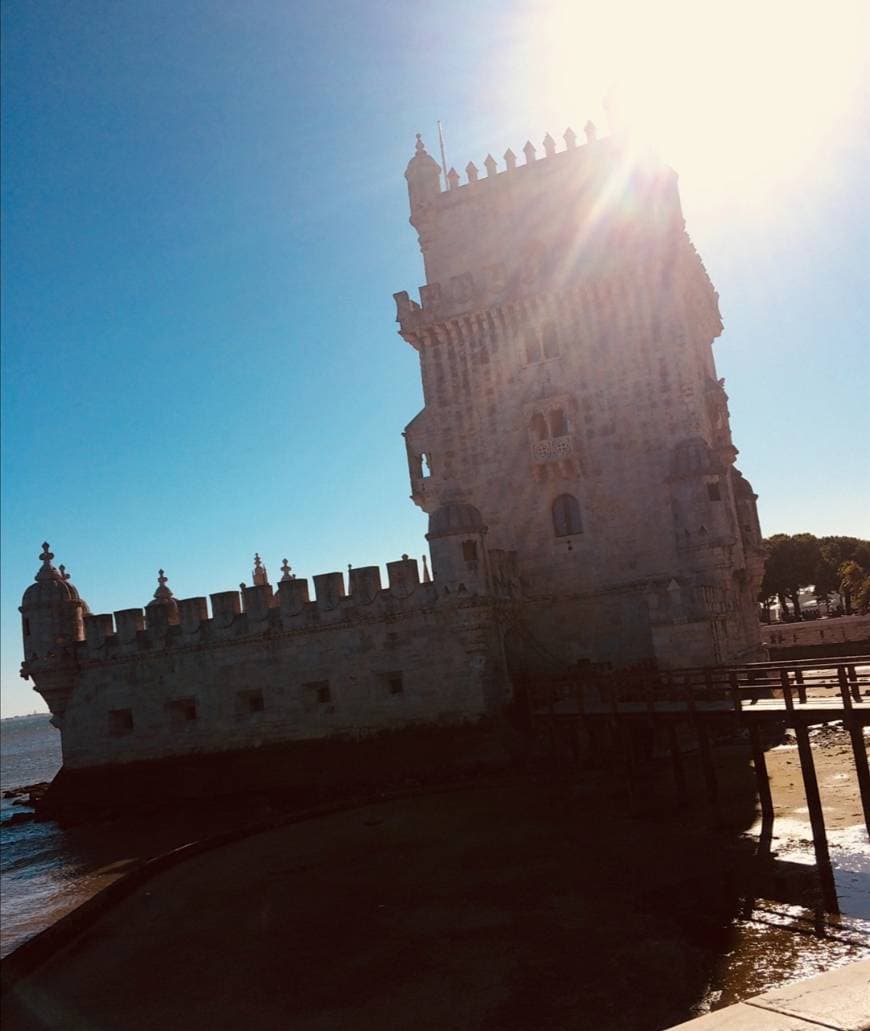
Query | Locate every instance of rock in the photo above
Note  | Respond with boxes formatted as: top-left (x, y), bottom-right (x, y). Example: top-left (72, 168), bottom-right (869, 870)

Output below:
top-left (2, 811), bottom-right (36, 827)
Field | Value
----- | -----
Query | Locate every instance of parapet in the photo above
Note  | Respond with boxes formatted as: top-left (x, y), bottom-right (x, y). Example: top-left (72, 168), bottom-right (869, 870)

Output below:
top-left (144, 602), bottom-right (179, 633)
top-left (349, 565), bottom-right (382, 602)
top-left (313, 572), bottom-right (345, 610)
top-left (72, 550), bottom-right (500, 664)
top-left (85, 613), bottom-right (115, 649)
top-left (400, 124), bottom-right (682, 325)
top-left (179, 597), bottom-right (209, 634)
top-left (277, 578), bottom-right (310, 616)
top-left (211, 591), bottom-right (241, 627)
top-left (242, 583), bottom-right (275, 621)
top-left (114, 608), bottom-right (145, 644)
top-left (409, 126), bottom-right (599, 214)
top-left (386, 556), bottom-right (419, 596)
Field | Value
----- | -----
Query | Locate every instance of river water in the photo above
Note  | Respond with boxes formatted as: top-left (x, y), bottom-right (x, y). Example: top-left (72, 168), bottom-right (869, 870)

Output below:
top-left (1, 714), bottom-right (248, 959)
top-left (1, 714), bottom-right (65, 957)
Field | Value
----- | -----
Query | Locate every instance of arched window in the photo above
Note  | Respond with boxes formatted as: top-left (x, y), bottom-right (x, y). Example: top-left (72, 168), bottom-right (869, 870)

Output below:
top-left (548, 408), bottom-right (568, 438)
top-left (525, 335), bottom-right (542, 364)
top-left (530, 412), bottom-right (549, 441)
top-left (552, 494), bottom-right (583, 537)
top-left (542, 321), bottom-right (559, 358)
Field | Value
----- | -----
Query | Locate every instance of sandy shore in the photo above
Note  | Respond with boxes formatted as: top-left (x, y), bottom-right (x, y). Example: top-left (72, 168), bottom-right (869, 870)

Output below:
top-left (3, 726), bottom-right (868, 1031)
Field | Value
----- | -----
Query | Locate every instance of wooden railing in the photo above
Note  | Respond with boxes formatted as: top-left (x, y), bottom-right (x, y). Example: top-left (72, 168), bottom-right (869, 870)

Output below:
top-left (527, 656), bottom-right (869, 716)
top-left (524, 655), bottom-right (870, 913)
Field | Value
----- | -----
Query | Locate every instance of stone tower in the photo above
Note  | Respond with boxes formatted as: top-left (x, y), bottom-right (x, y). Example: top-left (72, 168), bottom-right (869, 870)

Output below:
top-left (19, 544), bottom-right (90, 723)
top-left (395, 128), bottom-right (765, 669)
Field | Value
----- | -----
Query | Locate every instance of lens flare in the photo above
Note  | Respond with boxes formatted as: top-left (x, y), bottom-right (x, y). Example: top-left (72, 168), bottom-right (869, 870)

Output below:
top-left (515, 0), bottom-right (867, 215)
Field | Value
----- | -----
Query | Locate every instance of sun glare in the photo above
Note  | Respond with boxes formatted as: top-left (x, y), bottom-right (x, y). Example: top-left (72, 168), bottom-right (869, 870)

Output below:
top-left (520, 0), bottom-right (866, 214)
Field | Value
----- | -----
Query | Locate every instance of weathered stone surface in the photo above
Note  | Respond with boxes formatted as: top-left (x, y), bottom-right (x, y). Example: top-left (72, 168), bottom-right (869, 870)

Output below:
top-left (398, 131), bottom-right (765, 670)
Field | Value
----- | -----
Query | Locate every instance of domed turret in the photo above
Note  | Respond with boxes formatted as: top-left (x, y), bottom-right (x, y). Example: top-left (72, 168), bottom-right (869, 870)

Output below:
top-left (20, 543), bottom-right (88, 724)
top-left (427, 501), bottom-right (486, 539)
top-left (426, 502), bottom-right (489, 592)
top-left (405, 134), bottom-right (442, 218)
top-left (20, 543), bottom-right (89, 663)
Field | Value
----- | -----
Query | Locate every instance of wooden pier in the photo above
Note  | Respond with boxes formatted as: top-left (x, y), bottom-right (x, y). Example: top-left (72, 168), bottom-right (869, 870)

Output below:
top-left (528, 655), bottom-right (870, 912)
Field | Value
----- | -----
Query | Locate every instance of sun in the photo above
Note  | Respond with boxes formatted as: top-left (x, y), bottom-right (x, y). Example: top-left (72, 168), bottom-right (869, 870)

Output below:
top-left (516, 0), bottom-right (867, 215)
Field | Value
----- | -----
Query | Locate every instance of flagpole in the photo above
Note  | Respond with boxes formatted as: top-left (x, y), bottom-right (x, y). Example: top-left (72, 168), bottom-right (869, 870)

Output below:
top-left (437, 120), bottom-right (449, 190)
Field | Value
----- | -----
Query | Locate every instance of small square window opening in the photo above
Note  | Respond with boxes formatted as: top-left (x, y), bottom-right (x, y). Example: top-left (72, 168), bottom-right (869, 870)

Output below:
top-left (166, 698), bottom-right (198, 724)
top-left (108, 709), bottom-right (134, 736)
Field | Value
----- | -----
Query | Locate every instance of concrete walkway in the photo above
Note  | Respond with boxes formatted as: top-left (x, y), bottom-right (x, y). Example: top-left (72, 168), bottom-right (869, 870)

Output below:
top-left (667, 959), bottom-right (870, 1030)
top-left (3, 773), bottom-right (866, 1030)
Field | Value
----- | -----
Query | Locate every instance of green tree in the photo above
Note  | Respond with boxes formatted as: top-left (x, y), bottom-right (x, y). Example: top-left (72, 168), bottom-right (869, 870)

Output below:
top-left (839, 560), bottom-right (870, 615)
top-left (760, 533), bottom-right (870, 620)
top-left (761, 533), bottom-right (819, 619)
top-left (812, 558), bottom-right (840, 614)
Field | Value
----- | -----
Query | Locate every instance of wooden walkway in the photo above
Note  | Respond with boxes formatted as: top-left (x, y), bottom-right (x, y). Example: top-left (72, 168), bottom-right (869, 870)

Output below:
top-left (528, 655), bottom-right (870, 912)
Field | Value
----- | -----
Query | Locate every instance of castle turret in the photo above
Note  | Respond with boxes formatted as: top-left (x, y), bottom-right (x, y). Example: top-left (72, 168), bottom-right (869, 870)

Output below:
top-left (426, 502), bottom-right (490, 593)
top-left (405, 134), bottom-right (442, 229)
top-left (19, 543), bottom-right (89, 722)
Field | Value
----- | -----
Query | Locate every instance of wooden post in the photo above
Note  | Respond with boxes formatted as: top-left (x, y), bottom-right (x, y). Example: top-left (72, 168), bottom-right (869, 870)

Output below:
top-left (643, 672), bottom-right (657, 733)
top-left (793, 716), bottom-right (839, 913)
top-left (779, 668), bottom-right (794, 714)
top-left (521, 673), bottom-right (534, 730)
top-left (748, 721), bottom-right (774, 854)
top-left (838, 667), bottom-right (870, 836)
top-left (687, 674), bottom-right (719, 818)
top-left (573, 677), bottom-right (586, 767)
top-left (668, 721), bottom-right (687, 808)
top-left (728, 670), bottom-right (742, 714)
top-left (748, 721), bottom-right (774, 819)
top-left (546, 686), bottom-right (560, 771)
top-left (846, 664), bottom-right (861, 703)
top-left (608, 677), bottom-right (637, 812)
top-left (795, 668), bottom-right (806, 704)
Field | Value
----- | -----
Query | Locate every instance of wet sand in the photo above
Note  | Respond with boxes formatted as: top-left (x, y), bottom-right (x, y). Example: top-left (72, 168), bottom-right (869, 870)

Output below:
top-left (3, 728), bottom-right (868, 1031)
top-left (704, 724), bottom-right (870, 1010)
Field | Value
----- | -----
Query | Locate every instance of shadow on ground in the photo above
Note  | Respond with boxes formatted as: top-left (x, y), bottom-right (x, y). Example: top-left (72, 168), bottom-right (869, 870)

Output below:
top-left (1, 737), bottom-right (775, 1031)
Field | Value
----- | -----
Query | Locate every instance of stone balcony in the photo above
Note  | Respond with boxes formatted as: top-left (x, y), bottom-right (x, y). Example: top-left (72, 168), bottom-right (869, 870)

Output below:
top-left (531, 435), bottom-right (573, 463)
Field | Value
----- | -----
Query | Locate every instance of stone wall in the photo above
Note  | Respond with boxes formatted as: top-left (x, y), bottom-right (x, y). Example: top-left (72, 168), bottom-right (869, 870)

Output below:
top-left (54, 568), bottom-right (513, 770)
top-left (761, 614), bottom-right (870, 653)
top-left (397, 130), bottom-right (766, 668)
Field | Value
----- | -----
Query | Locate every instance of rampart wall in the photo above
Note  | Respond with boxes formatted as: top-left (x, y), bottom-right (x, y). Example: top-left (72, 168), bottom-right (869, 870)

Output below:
top-left (55, 559), bottom-right (514, 770)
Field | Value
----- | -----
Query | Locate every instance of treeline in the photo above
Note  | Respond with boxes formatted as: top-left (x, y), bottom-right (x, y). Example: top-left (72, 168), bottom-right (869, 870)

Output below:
top-left (759, 534), bottom-right (870, 619)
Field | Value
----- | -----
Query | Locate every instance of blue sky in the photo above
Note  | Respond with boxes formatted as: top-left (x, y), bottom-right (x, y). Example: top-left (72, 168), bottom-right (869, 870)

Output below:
top-left (2, 0), bottom-right (868, 716)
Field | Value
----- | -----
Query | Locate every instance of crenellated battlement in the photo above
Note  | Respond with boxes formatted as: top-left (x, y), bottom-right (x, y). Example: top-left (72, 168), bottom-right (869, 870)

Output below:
top-left (68, 549), bottom-right (516, 665)
top-left (406, 124), bottom-right (602, 210)
top-left (399, 123), bottom-right (688, 335)
top-left (435, 124), bottom-right (598, 197)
